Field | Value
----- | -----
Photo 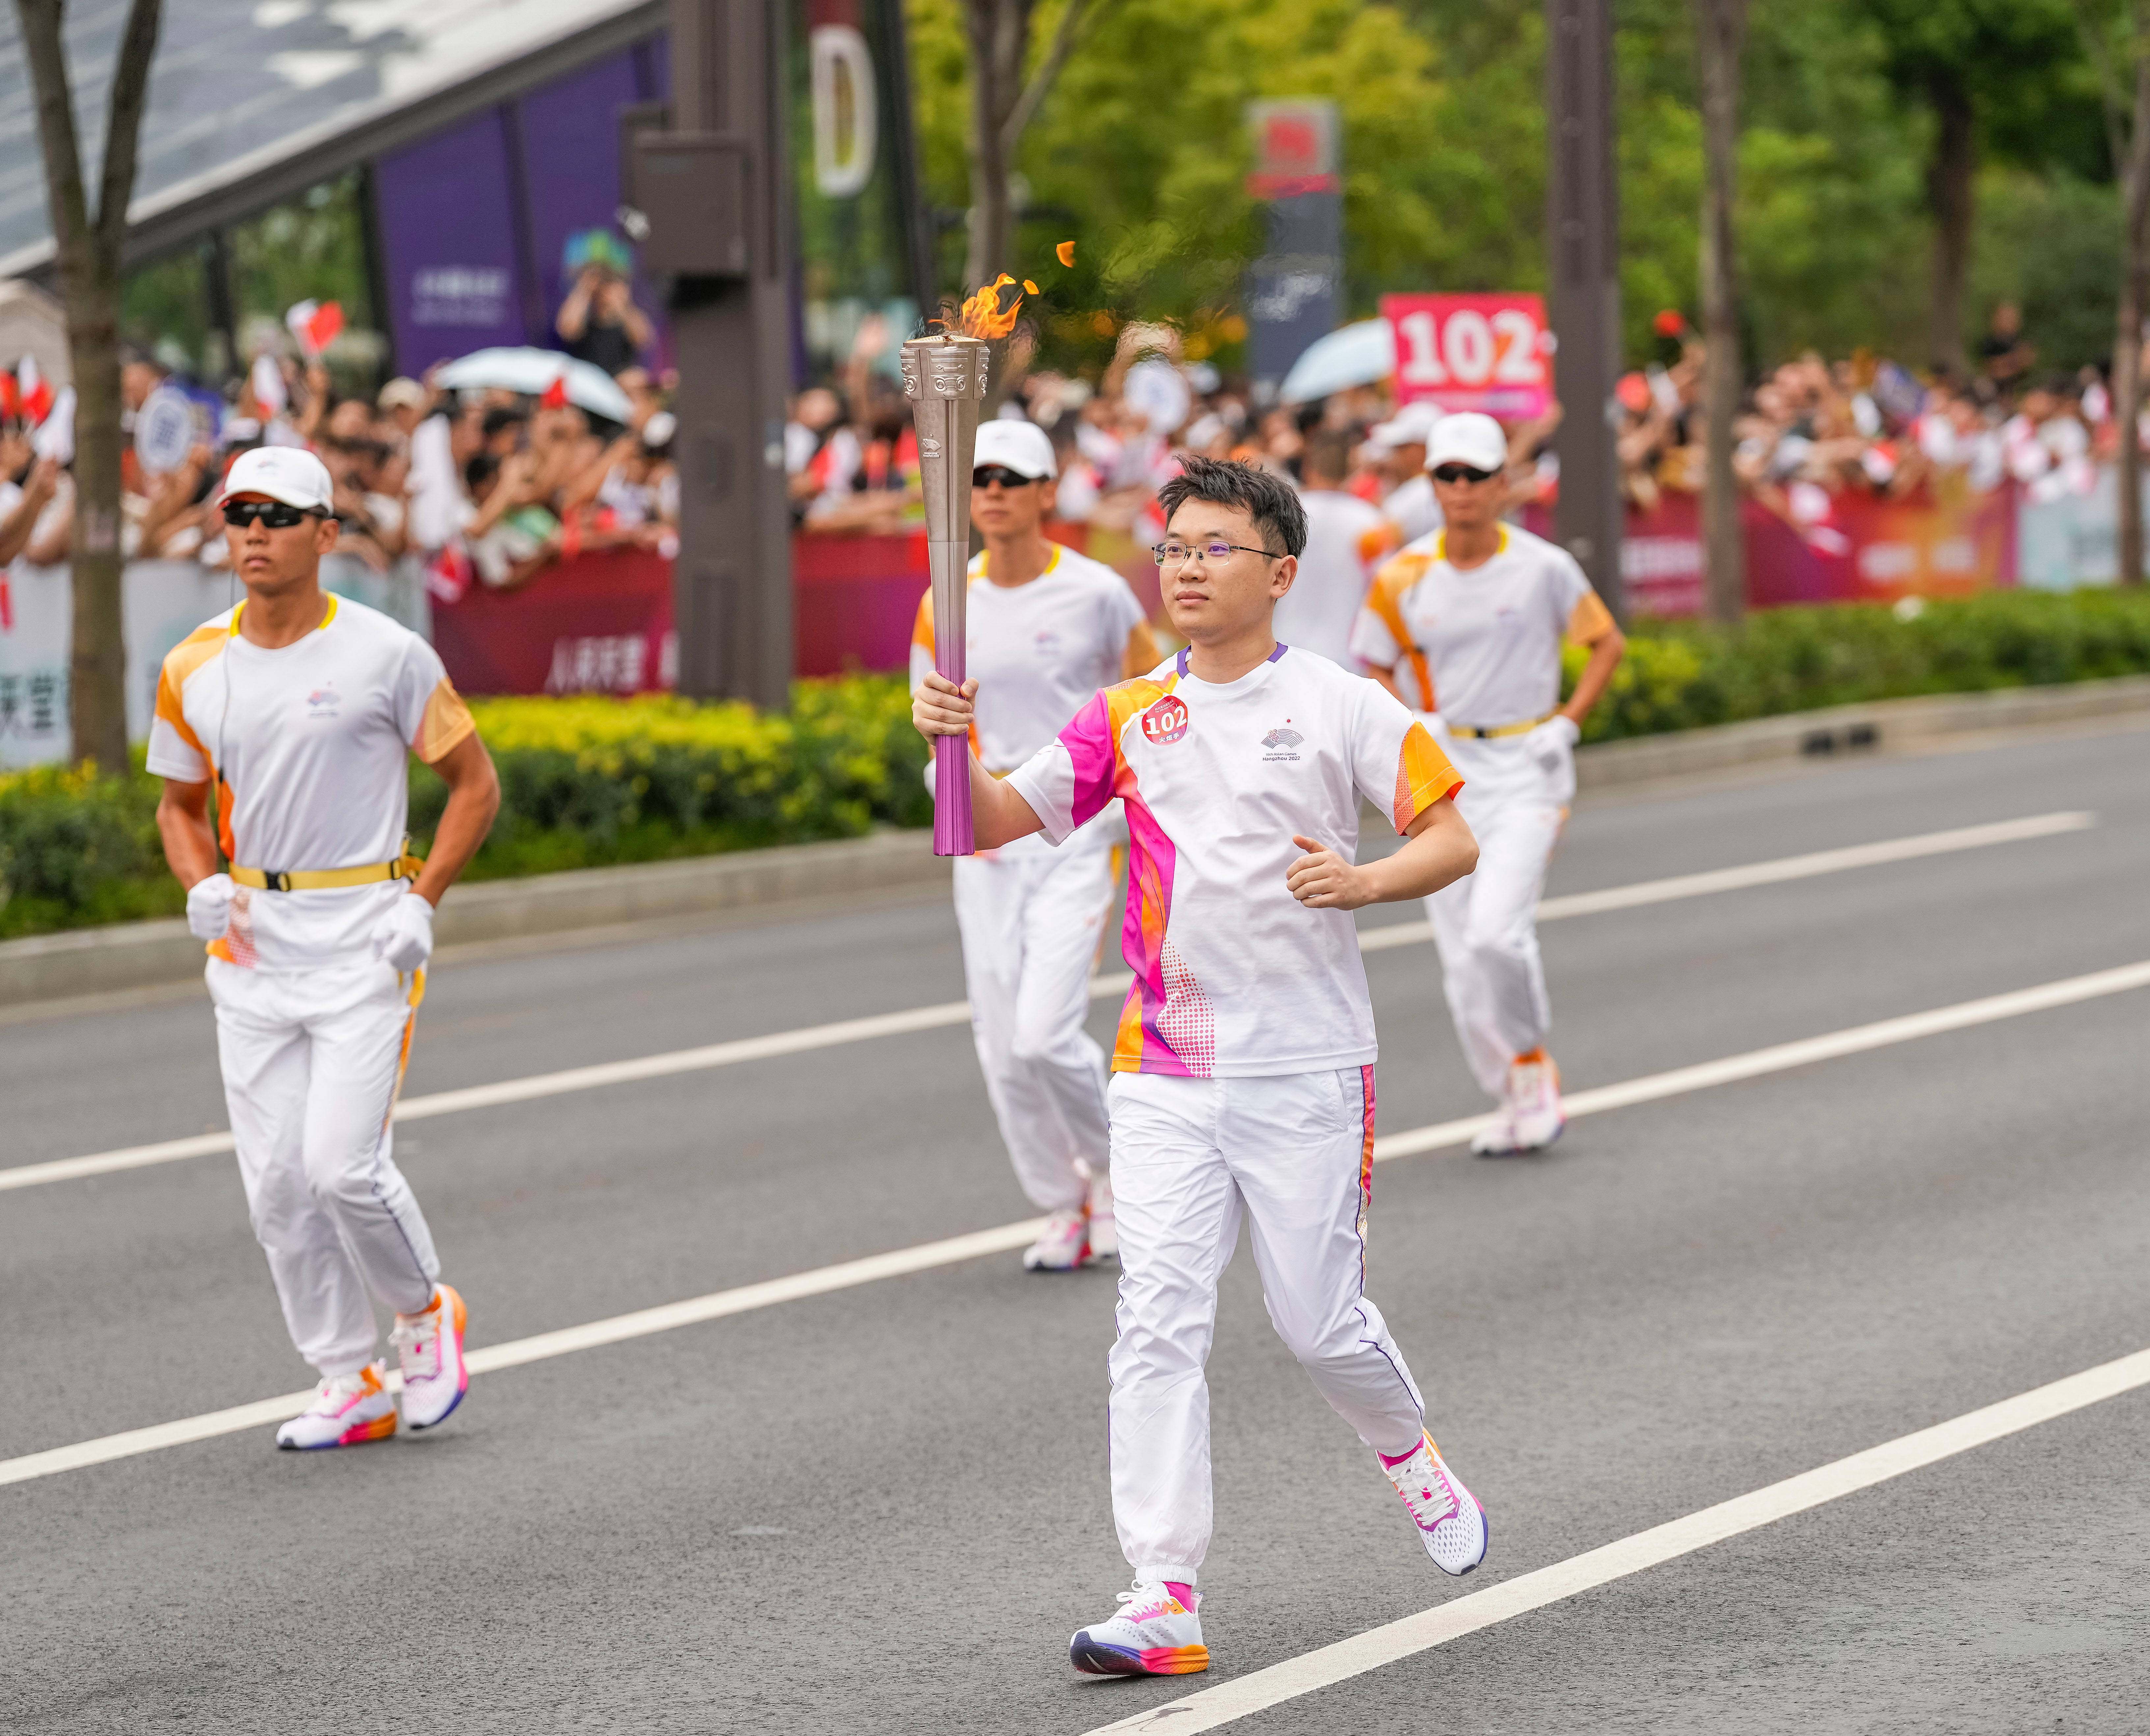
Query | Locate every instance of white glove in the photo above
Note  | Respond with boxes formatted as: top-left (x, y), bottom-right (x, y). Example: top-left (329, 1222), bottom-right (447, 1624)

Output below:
top-left (1525, 713), bottom-right (1580, 773)
top-left (372, 891), bottom-right (435, 974)
top-left (186, 873), bottom-right (234, 941)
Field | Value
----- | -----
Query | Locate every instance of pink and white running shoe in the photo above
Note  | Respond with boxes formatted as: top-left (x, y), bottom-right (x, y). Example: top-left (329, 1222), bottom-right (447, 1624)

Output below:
top-left (1384, 1433), bottom-right (1489, 1575)
top-left (1022, 1207), bottom-right (1092, 1272)
top-left (1086, 1167), bottom-right (1117, 1260)
top-left (276, 1363), bottom-right (398, 1450)
top-left (1069, 1582), bottom-right (1208, 1676)
top-left (391, 1282), bottom-right (469, 1430)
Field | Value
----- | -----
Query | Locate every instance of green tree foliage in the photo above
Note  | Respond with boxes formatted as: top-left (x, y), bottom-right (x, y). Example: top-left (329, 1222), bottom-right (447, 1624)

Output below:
top-left (905, 0), bottom-right (2120, 375)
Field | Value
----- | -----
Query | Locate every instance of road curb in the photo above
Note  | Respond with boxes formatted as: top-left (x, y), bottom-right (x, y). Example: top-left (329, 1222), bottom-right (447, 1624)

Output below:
top-left (3, 675), bottom-right (2144, 1008)
top-left (1573, 673), bottom-right (2150, 790)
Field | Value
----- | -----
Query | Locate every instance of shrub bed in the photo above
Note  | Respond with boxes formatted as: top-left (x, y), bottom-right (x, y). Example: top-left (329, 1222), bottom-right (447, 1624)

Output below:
top-left (3, 590), bottom-right (2147, 942)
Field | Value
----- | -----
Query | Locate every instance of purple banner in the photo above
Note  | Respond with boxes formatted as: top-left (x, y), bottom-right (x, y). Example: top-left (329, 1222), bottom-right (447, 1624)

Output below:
top-left (375, 108), bottom-right (528, 374)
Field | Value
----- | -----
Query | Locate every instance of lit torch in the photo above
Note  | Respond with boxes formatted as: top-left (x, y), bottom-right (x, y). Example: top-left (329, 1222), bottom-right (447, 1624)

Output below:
top-left (903, 275), bottom-right (1025, 857)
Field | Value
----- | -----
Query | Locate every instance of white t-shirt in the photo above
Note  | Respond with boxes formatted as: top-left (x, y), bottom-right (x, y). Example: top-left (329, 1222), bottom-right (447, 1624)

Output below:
top-left (1277, 488), bottom-right (1389, 666)
top-left (1007, 645), bottom-right (1462, 1078)
top-left (146, 594), bottom-right (476, 970)
top-left (1349, 524), bottom-right (1614, 726)
top-left (1382, 472), bottom-right (1442, 546)
top-left (910, 541), bottom-right (1147, 773)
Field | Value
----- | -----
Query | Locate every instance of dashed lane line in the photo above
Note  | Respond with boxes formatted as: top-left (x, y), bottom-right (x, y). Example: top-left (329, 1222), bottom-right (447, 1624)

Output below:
top-left (4, 956), bottom-right (2143, 1490)
top-left (0, 811), bottom-right (2093, 1195)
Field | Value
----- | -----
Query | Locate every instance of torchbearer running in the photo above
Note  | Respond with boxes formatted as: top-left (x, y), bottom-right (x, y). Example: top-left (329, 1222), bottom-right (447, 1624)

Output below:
top-left (1350, 412), bottom-right (1626, 1153)
top-left (910, 420), bottom-right (1158, 1271)
top-left (914, 457), bottom-right (1486, 1677)
top-left (149, 447), bottom-right (501, 1450)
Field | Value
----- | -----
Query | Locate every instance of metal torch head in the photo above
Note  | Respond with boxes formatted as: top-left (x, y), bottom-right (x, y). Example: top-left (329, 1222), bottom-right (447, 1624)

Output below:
top-left (901, 335), bottom-right (990, 545)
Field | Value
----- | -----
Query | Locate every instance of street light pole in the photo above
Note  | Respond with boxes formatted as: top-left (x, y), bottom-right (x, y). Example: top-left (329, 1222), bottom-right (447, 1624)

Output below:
top-left (1544, 0), bottom-right (1625, 620)
top-left (636, 0), bottom-right (796, 710)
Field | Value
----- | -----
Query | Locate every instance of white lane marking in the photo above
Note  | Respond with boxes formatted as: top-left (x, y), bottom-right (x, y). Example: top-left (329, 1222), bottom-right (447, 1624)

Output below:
top-left (1087, 1343), bottom-right (2150, 1733)
top-left (0, 810), bottom-right (2095, 1195)
top-left (4, 959), bottom-right (2144, 1491)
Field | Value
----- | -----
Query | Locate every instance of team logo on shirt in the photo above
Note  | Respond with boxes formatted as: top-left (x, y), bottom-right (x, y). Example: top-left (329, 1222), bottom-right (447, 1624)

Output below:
top-left (1141, 693), bottom-right (1190, 745)
top-left (1261, 725), bottom-right (1303, 762)
top-left (305, 684), bottom-right (340, 719)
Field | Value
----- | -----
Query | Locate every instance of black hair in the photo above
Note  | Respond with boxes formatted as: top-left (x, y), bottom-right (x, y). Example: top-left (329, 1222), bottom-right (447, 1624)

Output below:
top-left (1156, 455), bottom-right (1307, 558)
top-left (481, 406), bottom-right (528, 439)
top-left (464, 451), bottom-right (501, 494)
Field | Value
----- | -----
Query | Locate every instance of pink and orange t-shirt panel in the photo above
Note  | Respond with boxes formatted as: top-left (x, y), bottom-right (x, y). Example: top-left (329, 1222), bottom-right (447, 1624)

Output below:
top-left (1009, 647), bottom-right (1461, 1079)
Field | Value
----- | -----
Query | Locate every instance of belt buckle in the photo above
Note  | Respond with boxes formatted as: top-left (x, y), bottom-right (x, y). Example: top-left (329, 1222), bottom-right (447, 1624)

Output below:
top-left (265, 870), bottom-right (291, 893)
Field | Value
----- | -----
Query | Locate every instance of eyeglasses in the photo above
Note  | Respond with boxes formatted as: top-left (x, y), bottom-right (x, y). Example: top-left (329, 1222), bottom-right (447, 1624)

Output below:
top-left (1151, 539), bottom-right (1282, 567)
top-left (221, 500), bottom-right (322, 529)
top-left (1431, 463), bottom-right (1500, 485)
top-left (971, 465), bottom-right (1040, 489)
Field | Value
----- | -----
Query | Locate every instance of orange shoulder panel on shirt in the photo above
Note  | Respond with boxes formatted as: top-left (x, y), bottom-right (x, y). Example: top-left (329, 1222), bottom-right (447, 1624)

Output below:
top-left (1363, 555), bottom-right (1436, 709)
top-left (911, 589), bottom-right (934, 651)
top-left (1391, 721), bottom-right (1463, 833)
top-left (154, 621), bottom-right (229, 764)
top-left (415, 677), bottom-right (477, 764)
top-left (1565, 589), bottom-right (1616, 645)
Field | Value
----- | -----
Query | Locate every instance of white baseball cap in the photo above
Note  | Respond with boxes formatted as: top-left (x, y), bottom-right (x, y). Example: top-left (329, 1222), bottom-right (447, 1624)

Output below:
top-left (1425, 412), bottom-right (1508, 475)
top-left (973, 418), bottom-right (1057, 480)
top-left (1369, 401), bottom-right (1442, 448)
top-left (221, 444), bottom-right (335, 511)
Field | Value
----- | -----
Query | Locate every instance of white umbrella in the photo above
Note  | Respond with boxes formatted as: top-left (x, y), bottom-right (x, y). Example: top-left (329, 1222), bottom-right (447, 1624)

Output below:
top-left (433, 347), bottom-right (633, 423)
top-left (1277, 319), bottom-right (1395, 404)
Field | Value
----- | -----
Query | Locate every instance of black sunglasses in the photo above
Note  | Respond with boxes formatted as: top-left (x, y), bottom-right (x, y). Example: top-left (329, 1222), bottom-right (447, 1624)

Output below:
top-left (222, 500), bottom-right (323, 529)
top-left (1431, 463), bottom-right (1499, 485)
top-left (972, 465), bottom-right (1040, 489)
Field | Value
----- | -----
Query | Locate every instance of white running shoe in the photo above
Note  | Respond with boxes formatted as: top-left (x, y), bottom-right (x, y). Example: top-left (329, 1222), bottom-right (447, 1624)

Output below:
top-left (1507, 1050), bottom-right (1565, 1151)
top-left (1384, 1432), bottom-right (1488, 1575)
top-left (1086, 1167), bottom-right (1117, 1260)
top-left (1069, 1581), bottom-right (1208, 1676)
top-left (1469, 1109), bottom-right (1520, 1156)
top-left (1022, 1207), bottom-right (1092, 1271)
top-left (277, 1363), bottom-right (398, 1451)
top-left (391, 1283), bottom-right (469, 1431)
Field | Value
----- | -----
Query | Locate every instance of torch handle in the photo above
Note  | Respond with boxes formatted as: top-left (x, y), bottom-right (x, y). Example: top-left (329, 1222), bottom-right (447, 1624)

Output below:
top-left (929, 538), bottom-right (974, 857)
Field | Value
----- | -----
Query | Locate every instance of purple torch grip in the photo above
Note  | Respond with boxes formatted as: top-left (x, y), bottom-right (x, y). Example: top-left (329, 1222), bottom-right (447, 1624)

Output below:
top-left (902, 333), bottom-right (990, 857)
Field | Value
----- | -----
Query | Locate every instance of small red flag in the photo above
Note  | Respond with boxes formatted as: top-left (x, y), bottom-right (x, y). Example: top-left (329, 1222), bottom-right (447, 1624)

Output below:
top-left (541, 374), bottom-right (570, 411)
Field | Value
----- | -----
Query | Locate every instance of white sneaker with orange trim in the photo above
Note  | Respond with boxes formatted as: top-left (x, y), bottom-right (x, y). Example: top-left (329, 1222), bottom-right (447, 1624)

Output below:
top-left (1384, 1433), bottom-right (1488, 1575)
top-left (1507, 1050), bottom-right (1565, 1151)
top-left (391, 1282), bottom-right (469, 1430)
top-left (276, 1364), bottom-right (398, 1450)
top-left (1069, 1581), bottom-right (1208, 1676)
top-left (1022, 1207), bottom-right (1092, 1271)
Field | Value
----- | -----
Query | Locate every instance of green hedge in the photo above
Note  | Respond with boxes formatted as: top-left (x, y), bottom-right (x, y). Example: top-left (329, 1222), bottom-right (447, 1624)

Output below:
top-left (1567, 588), bottom-right (2150, 742)
top-left (3, 591), bottom-right (2147, 942)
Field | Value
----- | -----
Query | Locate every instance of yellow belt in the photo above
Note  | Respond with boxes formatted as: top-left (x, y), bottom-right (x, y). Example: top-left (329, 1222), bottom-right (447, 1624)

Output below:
top-left (230, 839), bottom-right (424, 893)
top-left (1448, 712), bottom-right (1554, 740)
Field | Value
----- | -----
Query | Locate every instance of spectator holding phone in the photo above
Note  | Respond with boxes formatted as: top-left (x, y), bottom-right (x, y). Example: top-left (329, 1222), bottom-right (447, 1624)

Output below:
top-left (555, 231), bottom-right (653, 378)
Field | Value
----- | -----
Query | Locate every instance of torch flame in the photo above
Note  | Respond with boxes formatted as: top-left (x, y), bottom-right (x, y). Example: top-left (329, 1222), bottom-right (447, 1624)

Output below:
top-left (955, 273), bottom-right (1024, 339)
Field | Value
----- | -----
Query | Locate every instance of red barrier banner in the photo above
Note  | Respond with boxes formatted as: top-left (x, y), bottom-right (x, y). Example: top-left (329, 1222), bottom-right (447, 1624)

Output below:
top-left (430, 547), bottom-right (676, 696)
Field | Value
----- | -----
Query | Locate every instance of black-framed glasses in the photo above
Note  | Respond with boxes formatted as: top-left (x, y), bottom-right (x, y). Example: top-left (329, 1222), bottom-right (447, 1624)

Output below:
top-left (1151, 539), bottom-right (1282, 567)
top-left (971, 465), bottom-right (1039, 489)
top-left (222, 500), bottom-right (322, 529)
top-left (1431, 463), bottom-right (1500, 485)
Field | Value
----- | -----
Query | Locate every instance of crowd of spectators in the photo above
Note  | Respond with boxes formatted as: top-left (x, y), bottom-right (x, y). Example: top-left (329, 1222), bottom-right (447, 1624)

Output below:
top-left (0, 228), bottom-right (679, 600)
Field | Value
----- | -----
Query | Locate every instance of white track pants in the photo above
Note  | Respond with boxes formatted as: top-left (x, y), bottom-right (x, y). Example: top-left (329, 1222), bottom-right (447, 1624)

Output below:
top-left (1424, 731), bottom-right (1568, 1099)
top-left (209, 956), bottom-right (439, 1378)
top-left (1106, 1067), bottom-right (1426, 1583)
top-left (953, 832), bottom-right (1114, 1213)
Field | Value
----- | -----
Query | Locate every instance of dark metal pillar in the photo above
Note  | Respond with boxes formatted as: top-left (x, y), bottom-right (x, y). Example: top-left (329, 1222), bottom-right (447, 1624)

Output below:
top-left (1545, 0), bottom-right (1625, 618)
top-left (644, 0), bottom-right (795, 709)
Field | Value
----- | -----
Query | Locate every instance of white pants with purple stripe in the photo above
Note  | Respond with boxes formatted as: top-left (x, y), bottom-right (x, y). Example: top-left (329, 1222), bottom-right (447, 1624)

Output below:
top-left (1105, 1067), bottom-right (1426, 1585)
top-left (209, 955), bottom-right (440, 1378)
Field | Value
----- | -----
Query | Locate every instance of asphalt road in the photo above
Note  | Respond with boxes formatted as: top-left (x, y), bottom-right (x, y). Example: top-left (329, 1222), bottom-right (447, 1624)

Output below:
top-left (3, 719), bottom-right (2147, 1734)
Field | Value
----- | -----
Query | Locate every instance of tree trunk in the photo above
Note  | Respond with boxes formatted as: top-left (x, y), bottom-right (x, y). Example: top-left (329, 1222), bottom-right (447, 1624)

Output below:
top-left (962, 0), bottom-right (1028, 290)
top-left (1926, 76), bottom-right (1977, 377)
top-left (1695, 0), bottom-right (1746, 624)
top-left (2117, 29), bottom-right (2150, 588)
top-left (16, 0), bottom-right (163, 776)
